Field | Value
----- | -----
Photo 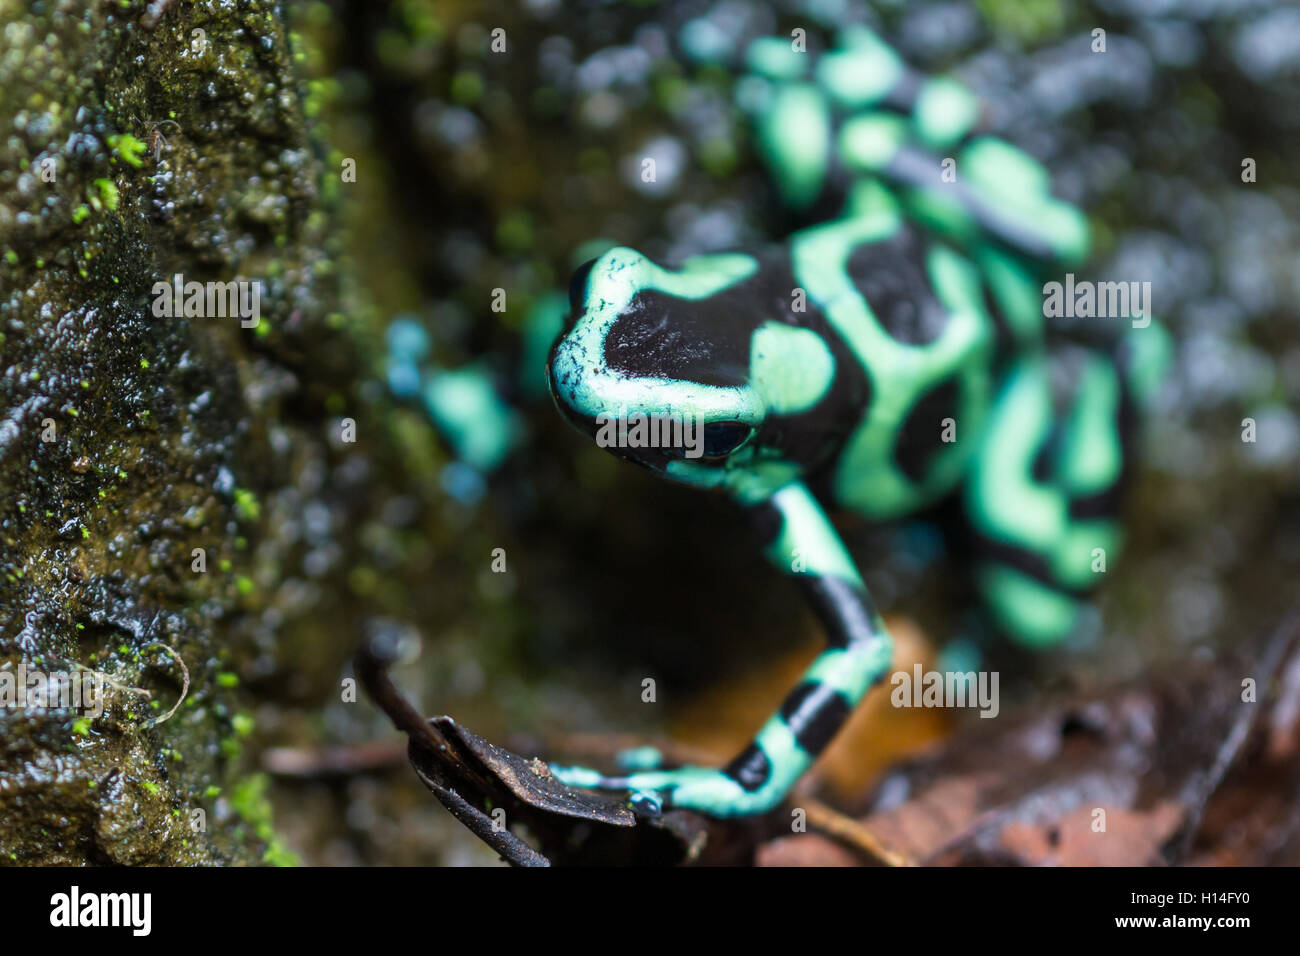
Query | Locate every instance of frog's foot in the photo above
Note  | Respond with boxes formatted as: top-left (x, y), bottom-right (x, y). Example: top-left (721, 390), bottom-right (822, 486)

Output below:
top-left (548, 763), bottom-right (777, 819)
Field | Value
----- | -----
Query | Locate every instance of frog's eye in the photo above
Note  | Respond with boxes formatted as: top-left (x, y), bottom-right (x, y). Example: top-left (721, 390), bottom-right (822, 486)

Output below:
top-left (701, 421), bottom-right (754, 459)
top-left (569, 258), bottom-right (598, 312)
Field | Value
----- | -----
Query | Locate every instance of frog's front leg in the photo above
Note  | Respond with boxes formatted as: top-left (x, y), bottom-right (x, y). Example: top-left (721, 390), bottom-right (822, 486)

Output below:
top-left (550, 481), bottom-right (893, 818)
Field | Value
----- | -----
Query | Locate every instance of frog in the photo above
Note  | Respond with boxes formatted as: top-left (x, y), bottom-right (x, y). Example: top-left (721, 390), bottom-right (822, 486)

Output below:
top-left (542, 24), bottom-right (1170, 819)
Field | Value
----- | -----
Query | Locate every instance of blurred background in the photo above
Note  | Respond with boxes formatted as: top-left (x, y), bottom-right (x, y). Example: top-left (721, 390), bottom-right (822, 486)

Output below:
top-left (1, 0), bottom-right (1298, 866)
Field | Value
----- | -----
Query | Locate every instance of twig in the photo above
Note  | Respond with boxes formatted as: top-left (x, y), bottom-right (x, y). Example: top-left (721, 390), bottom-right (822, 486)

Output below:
top-left (353, 628), bottom-right (553, 867)
top-left (1170, 604), bottom-right (1300, 861)
top-left (262, 740), bottom-right (406, 778)
top-left (802, 798), bottom-right (913, 867)
top-left (352, 627), bottom-right (455, 755)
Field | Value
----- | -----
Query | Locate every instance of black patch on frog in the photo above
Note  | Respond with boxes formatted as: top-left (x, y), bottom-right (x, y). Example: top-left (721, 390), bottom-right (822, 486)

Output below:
top-left (974, 536), bottom-right (1090, 599)
top-left (604, 282), bottom-right (760, 388)
top-left (755, 385), bottom-right (866, 475)
top-left (847, 230), bottom-right (950, 346)
top-left (1069, 487), bottom-right (1121, 520)
top-left (1031, 424), bottom-right (1062, 485)
top-left (980, 276), bottom-right (1020, 369)
top-left (779, 681), bottom-right (852, 756)
top-left (723, 743), bottom-right (772, 792)
top-left (894, 378), bottom-right (961, 484)
top-left (806, 575), bottom-right (883, 650)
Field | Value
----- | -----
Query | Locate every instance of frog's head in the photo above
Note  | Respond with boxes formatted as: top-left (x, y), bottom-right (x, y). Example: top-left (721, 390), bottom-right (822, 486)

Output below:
top-left (548, 246), bottom-right (839, 483)
top-left (547, 246), bottom-right (768, 475)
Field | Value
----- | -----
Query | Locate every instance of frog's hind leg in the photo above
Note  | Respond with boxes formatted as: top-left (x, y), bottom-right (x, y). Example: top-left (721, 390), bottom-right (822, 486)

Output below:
top-left (962, 330), bottom-right (1165, 648)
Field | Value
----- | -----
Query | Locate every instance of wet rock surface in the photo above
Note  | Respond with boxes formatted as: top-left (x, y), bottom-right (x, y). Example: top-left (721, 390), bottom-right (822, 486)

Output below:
top-left (1, 0), bottom-right (353, 865)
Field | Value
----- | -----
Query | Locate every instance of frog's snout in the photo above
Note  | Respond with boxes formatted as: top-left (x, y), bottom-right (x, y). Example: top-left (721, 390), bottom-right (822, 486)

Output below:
top-left (547, 257), bottom-right (609, 434)
top-left (545, 333), bottom-right (596, 438)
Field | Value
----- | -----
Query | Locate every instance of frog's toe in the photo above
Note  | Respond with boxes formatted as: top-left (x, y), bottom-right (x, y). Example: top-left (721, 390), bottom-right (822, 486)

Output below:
top-left (627, 791), bottom-right (663, 819)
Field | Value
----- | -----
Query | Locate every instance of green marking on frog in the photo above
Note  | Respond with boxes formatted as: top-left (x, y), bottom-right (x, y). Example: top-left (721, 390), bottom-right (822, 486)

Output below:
top-left (749, 321), bottom-right (835, 415)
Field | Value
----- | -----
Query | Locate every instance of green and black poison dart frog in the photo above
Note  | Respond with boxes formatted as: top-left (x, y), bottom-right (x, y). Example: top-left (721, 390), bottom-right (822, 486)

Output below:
top-left (543, 26), bottom-right (1170, 818)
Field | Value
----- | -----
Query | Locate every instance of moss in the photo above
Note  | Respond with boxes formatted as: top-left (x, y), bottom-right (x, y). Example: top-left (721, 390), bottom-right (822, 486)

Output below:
top-left (107, 133), bottom-right (146, 168)
top-left (233, 488), bottom-right (261, 521)
top-left (90, 178), bottom-right (119, 211)
top-left (230, 774), bottom-right (299, 867)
